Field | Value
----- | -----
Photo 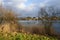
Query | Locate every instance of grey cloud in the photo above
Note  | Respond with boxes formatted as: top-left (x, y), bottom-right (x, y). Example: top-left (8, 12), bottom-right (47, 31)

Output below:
top-left (46, 0), bottom-right (60, 8)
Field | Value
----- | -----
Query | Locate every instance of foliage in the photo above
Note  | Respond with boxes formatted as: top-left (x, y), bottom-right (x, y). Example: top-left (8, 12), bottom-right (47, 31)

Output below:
top-left (0, 7), bottom-right (19, 24)
top-left (0, 7), bottom-right (21, 33)
top-left (0, 33), bottom-right (58, 40)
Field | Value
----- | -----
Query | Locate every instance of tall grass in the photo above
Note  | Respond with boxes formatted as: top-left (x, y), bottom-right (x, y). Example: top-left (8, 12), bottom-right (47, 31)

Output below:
top-left (0, 7), bottom-right (22, 33)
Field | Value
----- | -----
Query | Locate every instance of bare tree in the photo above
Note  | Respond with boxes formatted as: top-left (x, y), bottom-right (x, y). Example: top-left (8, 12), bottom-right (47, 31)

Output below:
top-left (38, 7), bottom-right (58, 35)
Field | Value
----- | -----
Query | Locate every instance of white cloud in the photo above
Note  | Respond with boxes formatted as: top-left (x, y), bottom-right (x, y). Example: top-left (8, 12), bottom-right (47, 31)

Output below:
top-left (7, 2), bottom-right (12, 5)
top-left (0, 0), bottom-right (5, 6)
top-left (0, 0), bottom-right (3, 5)
top-left (15, 3), bottom-right (36, 11)
top-left (16, 3), bottom-right (26, 9)
top-left (25, 3), bottom-right (36, 11)
top-left (11, 0), bottom-right (28, 10)
top-left (12, 0), bottom-right (28, 3)
top-left (40, 3), bottom-right (46, 7)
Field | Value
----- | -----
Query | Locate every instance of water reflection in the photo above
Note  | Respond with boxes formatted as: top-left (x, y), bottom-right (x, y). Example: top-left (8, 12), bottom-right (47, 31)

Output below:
top-left (19, 20), bottom-right (38, 26)
top-left (19, 20), bottom-right (60, 33)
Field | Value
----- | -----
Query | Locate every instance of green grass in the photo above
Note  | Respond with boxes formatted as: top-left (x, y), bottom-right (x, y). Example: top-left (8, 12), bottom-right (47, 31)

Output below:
top-left (0, 33), bottom-right (58, 40)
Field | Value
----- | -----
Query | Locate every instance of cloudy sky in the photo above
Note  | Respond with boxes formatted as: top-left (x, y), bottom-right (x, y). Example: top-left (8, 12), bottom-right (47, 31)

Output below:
top-left (0, 0), bottom-right (60, 17)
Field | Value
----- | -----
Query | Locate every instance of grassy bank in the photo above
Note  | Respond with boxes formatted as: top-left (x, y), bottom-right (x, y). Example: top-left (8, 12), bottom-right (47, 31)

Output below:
top-left (0, 32), bottom-right (58, 40)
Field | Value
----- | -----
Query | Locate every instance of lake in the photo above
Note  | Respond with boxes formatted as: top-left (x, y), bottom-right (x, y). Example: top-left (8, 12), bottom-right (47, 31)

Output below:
top-left (19, 20), bottom-right (39, 26)
top-left (19, 20), bottom-right (60, 33)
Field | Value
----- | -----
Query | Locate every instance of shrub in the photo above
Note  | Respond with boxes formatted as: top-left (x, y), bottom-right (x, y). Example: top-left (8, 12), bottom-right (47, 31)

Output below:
top-left (0, 7), bottom-right (21, 33)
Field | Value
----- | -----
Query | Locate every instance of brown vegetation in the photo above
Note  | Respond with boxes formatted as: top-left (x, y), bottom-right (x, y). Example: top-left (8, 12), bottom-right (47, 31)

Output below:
top-left (0, 7), bottom-right (22, 33)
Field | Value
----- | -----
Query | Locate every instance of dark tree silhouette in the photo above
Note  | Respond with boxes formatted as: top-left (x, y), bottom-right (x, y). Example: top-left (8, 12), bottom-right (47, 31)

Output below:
top-left (38, 7), bottom-right (58, 35)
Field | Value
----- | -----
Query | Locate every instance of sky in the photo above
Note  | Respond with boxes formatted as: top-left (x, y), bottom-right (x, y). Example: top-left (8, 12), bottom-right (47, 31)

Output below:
top-left (0, 0), bottom-right (60, 17)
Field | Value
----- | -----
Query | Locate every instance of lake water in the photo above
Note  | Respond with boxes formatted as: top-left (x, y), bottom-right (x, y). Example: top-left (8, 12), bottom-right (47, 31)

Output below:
top-left (19, 20), bottom-right (39, 26)
top-left (19, 20), bottom-right (60, 33)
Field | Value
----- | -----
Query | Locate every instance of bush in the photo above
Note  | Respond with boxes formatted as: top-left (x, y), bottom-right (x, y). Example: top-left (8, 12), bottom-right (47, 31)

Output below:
top-left (0, 7), bottom-right (21, 33)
